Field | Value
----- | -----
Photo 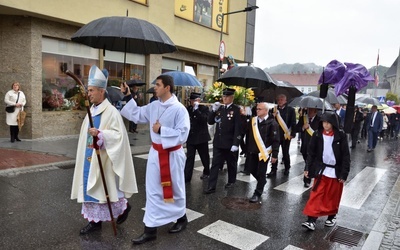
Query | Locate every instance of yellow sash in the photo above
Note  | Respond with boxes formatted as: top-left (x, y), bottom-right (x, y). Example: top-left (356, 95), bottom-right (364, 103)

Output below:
top-left (252, 117), bottom-right (272, 162)
top-left (303, 114), bottom-right (314, 137)
top-left (276, 111), bottom-right (291, 140)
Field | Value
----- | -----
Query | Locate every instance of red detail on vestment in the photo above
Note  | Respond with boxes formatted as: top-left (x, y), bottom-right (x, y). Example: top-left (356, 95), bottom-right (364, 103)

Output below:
top-left (152, 143), bottom-right (182, 202)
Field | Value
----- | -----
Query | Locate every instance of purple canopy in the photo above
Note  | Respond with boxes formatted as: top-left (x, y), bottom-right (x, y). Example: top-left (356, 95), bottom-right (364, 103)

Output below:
top-left (334, 63), bottom-right (374, 96)
top-left (318, 60), bottom-right (374, 96)
top-left (318, 60), bottom-right (345, 84)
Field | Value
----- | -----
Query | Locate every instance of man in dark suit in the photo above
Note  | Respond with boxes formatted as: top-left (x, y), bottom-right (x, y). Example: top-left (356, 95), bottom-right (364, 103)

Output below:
top-left (245, 102), bottom-right (279, 203)
top-left (267, 94), bottom-right (296, 177)
top-left (204, 88), bottom-right (242, 194)
top-left (366, 105), bottom-right (383, 152)
top-left (295, 107), bottom-right (320, 187)
top-left (350, 105), bottom-right (364, 148)
top-left (334, 103), bottom-right (346, 129)
top-left (184, 92), bottom-right (211, 183)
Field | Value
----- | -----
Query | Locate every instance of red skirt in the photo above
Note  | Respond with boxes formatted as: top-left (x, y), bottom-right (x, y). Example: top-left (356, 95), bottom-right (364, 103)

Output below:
top-left (303, 175), bottom-right (344, 217)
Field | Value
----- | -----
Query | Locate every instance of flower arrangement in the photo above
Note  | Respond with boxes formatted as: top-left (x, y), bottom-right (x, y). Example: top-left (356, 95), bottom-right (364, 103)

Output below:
top-left (204, 82), bottom-right (255, 106)
top-left (45, 89), bottom-right (64, 108)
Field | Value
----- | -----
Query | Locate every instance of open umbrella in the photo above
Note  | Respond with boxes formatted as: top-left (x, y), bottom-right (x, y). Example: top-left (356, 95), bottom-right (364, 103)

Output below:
top-left (71, 16), bottom-right (177, 80)
top-left (356, 96), bottom-right (381, 106)
top-left (393, 105), bottom-right (400, 112)
top-left (146, 87), bottom-right (155, 93)
top-left (289, 95), bottom-right (333, 110)
top-left (106, 86), bottom-right (124, 103)
top-left (308, 88), bottom-right (347, 104)
top-left (126, 79), bottom-right (146, 87)
top-left (259, 80), bottom-right (302, 103)
top-left (384, 106), bottom-right (397, 114)
top-left (151, 71), bottom-right (202, 87)
top-left (217, 66), bottom-right (277, 93)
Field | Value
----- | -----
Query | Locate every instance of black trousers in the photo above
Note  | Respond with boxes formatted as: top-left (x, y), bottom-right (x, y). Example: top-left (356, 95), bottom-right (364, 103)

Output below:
top-left (207, 147), bottom-right (238, 189)
top-left (351, 127), bottom-right (361, 146)
top-left (247, 152), bottom-right (269, 196)
top-left (184, 142), bottom-right (210, 182)
top-left (301, 152), bottom-right (311, 184)
top-left (9, 125), bottom-right (19, 142)
top-left (271, 139), bottom-right (291, 172)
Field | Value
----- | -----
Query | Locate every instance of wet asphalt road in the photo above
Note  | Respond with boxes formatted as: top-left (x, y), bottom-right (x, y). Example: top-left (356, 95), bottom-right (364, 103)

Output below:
top-left (0, 137), bottom-right (399, 250)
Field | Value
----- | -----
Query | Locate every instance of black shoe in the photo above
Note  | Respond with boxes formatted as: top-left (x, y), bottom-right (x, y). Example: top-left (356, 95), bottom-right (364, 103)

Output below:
top-left (169, 218), bottom-right (188, 233)
top-left (284, 169), bottom-right (290, 176)
top-left (204, 188), bottom-right (216, 194)
top-left (224, 183), bottom-right (235, 188)
top-left (15, 138), bottom-right (21, 141)
top-left (240, 170), bottom-right (250, 175)
top-left (249, 194), bottom-right (261, 203)
top-left (200, 174), bottom-right (209, 180)
top-left (79, 221), bottom-right (102, 235)
top-left (304, 182), bottom-right (310, 188)
top-left (116, 203), bottom-right (131, 224)
top-left (131, 232), bottom-right (157, 244)
top-left (266, 171), bottom-right (276, 178)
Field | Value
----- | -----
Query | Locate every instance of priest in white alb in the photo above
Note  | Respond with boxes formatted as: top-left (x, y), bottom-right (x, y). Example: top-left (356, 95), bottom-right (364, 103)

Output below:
top-left (71, 65), bottom-right (138, 235)
top-left (120, 74), bottom-right (190, 244)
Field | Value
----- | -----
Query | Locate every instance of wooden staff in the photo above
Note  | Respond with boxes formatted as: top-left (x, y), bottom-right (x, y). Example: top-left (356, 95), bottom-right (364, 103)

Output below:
top-left (66, 70), bottom-right (117, 236)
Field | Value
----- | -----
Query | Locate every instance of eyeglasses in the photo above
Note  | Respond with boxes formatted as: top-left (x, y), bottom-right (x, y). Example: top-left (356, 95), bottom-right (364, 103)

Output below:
top-left (256, 108), bottom-right (265, 111)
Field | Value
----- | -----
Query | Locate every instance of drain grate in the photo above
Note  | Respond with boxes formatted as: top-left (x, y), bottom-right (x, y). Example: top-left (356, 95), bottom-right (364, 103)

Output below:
top-left (326, 226), bottom-right (364, 247)
top-left (221, 197), bottom-right (261, 211)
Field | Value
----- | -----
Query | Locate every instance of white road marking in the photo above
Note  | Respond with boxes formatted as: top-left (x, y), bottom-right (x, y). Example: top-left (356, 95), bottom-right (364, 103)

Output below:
top-left (341, 166), bottom-right (387, 209)
top-left (198, 220), bottom-right (269, 250)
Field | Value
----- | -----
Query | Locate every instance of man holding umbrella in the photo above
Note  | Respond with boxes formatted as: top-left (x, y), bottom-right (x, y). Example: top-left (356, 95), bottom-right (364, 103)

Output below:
top-left (267, 94), bottom-right (296, 177)
top-left (204, 88), bottom-right (242, 194)
top-left (295, 107), bottom-right (320, 187)
top-left (184, 92), bottom-right (211, 183)
top-left (120, 75), bottom-right (190, 244)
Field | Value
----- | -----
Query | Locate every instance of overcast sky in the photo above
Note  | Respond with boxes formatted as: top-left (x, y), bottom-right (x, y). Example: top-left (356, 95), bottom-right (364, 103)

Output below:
top-left (253, 0), bottom-right (400, 69)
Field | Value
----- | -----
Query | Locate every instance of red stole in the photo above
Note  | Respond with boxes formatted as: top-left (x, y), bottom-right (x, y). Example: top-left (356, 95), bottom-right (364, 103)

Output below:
top-left (152, 143), bottom-right (182, 203)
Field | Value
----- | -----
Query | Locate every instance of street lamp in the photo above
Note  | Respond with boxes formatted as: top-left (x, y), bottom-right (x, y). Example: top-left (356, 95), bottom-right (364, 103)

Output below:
top-left (218, 5), bottom-right (258, 78)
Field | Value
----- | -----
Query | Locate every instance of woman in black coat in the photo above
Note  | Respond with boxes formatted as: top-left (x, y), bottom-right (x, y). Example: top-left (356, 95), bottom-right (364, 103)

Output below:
top-left (301, 111), bottom-right (350, 231)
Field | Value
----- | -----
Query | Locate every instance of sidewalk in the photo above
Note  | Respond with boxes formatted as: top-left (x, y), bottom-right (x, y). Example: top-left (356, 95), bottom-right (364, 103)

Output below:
top-left (0, 130), bottom-right (152, 176)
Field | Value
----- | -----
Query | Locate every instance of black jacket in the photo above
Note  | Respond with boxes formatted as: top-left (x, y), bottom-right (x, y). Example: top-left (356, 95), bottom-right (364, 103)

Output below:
top-left (208, 104), bottom-right (242, 149)
top-left (245, 115), bottom-right (280, 158)
top-left (352, 110), bottom-right (364, 131)
top-left (187, 104), bottom-right (211, 145)
top-left (295, 113), bottom-right (320, 156)
top-left (305, 112), bottom-right (350, 180)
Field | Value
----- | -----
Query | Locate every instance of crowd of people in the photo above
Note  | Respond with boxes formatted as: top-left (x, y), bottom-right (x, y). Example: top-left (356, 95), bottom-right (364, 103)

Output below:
top-left (15, 64), bottom-right (396, 242)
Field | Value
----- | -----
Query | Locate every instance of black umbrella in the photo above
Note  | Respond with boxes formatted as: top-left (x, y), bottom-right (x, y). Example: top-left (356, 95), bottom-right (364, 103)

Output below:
top-left (259, 80), bottom-right (303, 103)
top-left (356, 96), bottom-right (381, 106)
top-left (217, 66), bottom-right (276, 92)
top-left (308, 88), bottom-right (347, 105)
top-left (146, 87), bottom-right (155, 93)
top-left (71, 16), bottom-right (177, 54)
top-left (289, 95), bottom-right (334, 110)
top-left (106, 86), bottom-right (124, 103)
top-left (71, 16), bottom-right (177, 80)
top-left (126, 79), bottom-right (146, 87)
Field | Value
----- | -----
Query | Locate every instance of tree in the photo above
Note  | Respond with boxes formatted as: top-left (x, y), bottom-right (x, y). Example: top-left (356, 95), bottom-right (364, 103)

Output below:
top-left (386, 91), bottom-right (399, 104)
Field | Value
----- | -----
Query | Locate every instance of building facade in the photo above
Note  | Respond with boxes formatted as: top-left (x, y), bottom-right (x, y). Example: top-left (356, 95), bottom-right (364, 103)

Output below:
top-left (270, 73), bottom-right (320, 94)
top-left (0, 0), bottom-right (256, 139)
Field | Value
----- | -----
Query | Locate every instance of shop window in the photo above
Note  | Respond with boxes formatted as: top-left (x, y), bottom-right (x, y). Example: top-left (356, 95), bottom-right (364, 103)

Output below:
top-left (42, 52), bottom-right (99, 111)
top-left (42, 37), bottom-right (99, 111)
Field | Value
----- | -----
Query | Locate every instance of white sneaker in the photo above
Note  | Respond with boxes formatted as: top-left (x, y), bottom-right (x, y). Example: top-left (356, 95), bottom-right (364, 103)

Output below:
top-left (302, 221), bottom-right (315, 231)
top-left (325, 217), bottom-right (336, 227)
